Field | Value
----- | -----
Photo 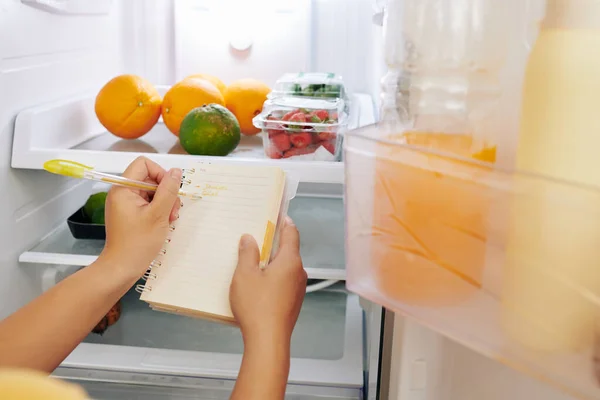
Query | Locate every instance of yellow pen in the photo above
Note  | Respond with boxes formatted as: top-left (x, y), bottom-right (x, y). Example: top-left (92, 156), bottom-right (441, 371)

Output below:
top-left (43, 159), bottom-right (202, 200)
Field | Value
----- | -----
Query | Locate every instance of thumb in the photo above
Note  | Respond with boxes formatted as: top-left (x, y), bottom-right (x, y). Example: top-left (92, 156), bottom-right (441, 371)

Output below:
top-left (237, 234), bottom-right (260, 270)
top-left (150, 168), bottom-right (182, 218)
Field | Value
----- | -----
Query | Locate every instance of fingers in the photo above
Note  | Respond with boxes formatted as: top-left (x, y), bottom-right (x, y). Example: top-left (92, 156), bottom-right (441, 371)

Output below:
top-left (122, 156), bottom-right (166, 183)
top-left (275, 216), bottom-right (301, 261)
top-left (237, 234), bottom-right (260, 271)
top-left (169, 198), bottom-right (182, 223)
top-left (150, 168), bottom-right (182, 218)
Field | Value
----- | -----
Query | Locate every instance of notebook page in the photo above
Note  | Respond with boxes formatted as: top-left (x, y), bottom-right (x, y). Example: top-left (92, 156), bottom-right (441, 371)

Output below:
top-left (140, 163), bottom-right (285, 319)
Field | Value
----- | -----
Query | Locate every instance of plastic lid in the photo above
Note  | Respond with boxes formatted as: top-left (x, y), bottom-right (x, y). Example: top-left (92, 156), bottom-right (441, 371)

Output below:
top-left (253, 97), bottom-right (347, 131)
top-left (270, 72), bottom-right (347, 99)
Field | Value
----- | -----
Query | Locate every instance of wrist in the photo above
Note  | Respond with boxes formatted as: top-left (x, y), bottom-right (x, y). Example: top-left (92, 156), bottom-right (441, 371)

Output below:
top-left (242, 326), bottom-right (292, 353)
top-left (96, 248), bottom-right (147, 285)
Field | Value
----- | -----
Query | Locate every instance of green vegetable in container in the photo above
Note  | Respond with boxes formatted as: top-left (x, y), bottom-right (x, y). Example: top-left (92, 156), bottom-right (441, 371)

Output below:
top-left (83, 192), bottom-right (108, 224)
top-left (91, 206), bottom-right (106, 225)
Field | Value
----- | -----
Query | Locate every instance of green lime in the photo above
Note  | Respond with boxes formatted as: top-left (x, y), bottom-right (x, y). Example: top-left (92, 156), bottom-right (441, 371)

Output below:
top-left (83, 192), bottom-right (108, 219)
top-left (91, 206), bottom-right (105, 225)
top-left (179, 104), bottom-right (241, 156)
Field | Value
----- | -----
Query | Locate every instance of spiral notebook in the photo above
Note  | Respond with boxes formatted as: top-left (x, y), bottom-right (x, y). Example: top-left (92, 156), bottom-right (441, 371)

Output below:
top-left (135, 162), bottom-right (296, 325)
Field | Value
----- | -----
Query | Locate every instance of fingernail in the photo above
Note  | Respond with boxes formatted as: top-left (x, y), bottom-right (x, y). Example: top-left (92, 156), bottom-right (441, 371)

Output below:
top-left (285, 216), bottom-right (294, 226)
top-left (239, 234), bottom-right (252, 250)
top-left (170, 168), bottom-right (183, 180)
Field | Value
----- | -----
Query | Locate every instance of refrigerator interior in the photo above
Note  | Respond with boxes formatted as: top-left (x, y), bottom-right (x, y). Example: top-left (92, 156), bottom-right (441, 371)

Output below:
top-left (1, 0), bottom-right (383, 398)
top-left (0, 0), bottom-right (582, 399)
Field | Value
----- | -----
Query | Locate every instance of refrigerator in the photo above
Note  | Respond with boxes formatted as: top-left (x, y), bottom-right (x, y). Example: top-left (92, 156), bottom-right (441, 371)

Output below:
top-left (0, 0), bottom-right (583, 399)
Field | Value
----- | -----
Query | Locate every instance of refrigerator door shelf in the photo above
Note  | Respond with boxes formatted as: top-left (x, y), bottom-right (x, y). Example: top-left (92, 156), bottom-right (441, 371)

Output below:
top-left (20, 197), bottom-right (347, 282)
top-left (57, 285), bottom-right (362, 390)
top-left (11, 86), bottom-right (374, 185)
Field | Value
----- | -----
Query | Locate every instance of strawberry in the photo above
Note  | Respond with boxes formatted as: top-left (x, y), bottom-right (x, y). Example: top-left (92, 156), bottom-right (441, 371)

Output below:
top-left (290, 132), bottom-right (312, 148)
top-left (289, 113), bottom-right (307, 123)
top-left (271, 133), bottom-right (291, 152)
top-left (320, 141), bottom-right (336, 154)
top-left (329, 112), bottom-right (339, 121)
top-left (283, 145), bottom-right (318, 158)
top-left (317, 131), bottom-right (337, 141)
top-left (267, 123), bottom-right (285, 137)
top-left (268, 129), bottom-right (283, 138)
top-left (282, 110), bottom-right (299, 121)
top-left (312, 109), bottom-right (329, 121)
top-left (266, 145), bottom-right (283, 159)
top-left (308, 114), bottom-right (321, 123)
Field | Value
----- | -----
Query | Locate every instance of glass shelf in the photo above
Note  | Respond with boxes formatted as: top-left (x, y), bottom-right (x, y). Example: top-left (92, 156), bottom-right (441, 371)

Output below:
top-left (85, 285), bottom-right (347, 360)
top-left (12, 90), bottom-right (375, 185)
top-left (21, 197), bottom-right (346, 281)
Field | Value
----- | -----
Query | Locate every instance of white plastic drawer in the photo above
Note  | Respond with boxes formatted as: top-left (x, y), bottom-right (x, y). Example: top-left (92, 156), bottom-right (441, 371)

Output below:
top-left (55, 368), bottom-right (361, 400)
top-left (57, 285), bottom-right (362, 390)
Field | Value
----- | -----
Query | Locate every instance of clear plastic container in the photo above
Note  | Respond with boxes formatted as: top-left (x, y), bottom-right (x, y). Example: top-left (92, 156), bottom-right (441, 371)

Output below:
top-left (269, 72), bottom-right (348, 102)
top-left (344, 125), bottom-right (600, 400)
top-left (253, 97), bottom-right (347, 161)
top-left (380, 0), bottom-right (511, 150)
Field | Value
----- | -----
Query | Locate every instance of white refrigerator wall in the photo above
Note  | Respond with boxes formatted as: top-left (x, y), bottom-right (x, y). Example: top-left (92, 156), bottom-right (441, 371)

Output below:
top-left (0, 0), bottom-right (125, 318)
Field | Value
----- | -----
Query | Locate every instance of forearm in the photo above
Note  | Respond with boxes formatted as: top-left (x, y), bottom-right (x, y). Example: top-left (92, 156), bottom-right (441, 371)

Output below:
top-left (231, 335), bottom-right (291, 400)
top-left (0, 254), bottom-right (139, 372)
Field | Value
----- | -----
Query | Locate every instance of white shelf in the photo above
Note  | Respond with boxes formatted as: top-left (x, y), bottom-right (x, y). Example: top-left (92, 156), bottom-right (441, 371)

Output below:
top-left (53, 281), bottom-right (363, 390)
top-left (20, 197), bottom-right (347, 281)
top-left (11, 88), bottom-right (375, 185)
top-left (54, 368), bottom-right (361, 400)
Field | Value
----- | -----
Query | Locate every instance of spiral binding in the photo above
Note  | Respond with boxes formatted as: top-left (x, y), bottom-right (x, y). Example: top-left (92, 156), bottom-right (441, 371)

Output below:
top-left (137, 166), bottom-right (197, 295)
top-left (179, 167), bottom-right (195, 189)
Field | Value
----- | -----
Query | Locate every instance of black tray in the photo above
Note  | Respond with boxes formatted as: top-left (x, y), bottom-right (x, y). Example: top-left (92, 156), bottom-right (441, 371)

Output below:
top-left (67, 207), bottom-right (106, 240)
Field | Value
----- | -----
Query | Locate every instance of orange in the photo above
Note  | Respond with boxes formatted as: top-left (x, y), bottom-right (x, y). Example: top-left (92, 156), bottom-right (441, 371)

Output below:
top-left (162, 78), bottom-right (225, 136)
top-left (224, 79), bottom-right (271, 136)
top-left (184, 73), bottom-right (227, 95)
top-left (95, 74), bottom-right (162, 139)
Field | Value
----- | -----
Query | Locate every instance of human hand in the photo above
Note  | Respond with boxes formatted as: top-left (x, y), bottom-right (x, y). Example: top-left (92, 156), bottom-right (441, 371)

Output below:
top-left (101, 156), bottom-right (182, 280)
top-left (230, 217), bottom-right (307, 347)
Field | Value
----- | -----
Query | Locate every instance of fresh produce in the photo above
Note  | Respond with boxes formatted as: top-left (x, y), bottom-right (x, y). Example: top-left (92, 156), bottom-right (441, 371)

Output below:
top-left (291, 83), bottom-right (343, 99)
top-left (261, 107), bottom-right (340, 159)
top-left (91, 207), bottom-right (105, 225)
top-left (83, 192), bottom-right (108, 223)
top-left (0, 369), bottom-right (88, 399)
top-left (92, 300), bottom-right (121, 335)
top-left (162, 78), bottom-right (225, 136)
top-left (179, 104), bottom-right (241, 156)
top-left (185, 73), bottom-right (227, 95)
top-left (224, 79), bottom-right (271, 136)
top-left (95, 74), bottom-right (162, 139)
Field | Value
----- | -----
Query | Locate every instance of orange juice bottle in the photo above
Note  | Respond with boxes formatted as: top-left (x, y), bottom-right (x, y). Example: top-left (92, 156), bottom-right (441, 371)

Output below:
top-left (503, 0), bottom-right (600, 352)
top-left (372, 133), bottom-right (495, 307)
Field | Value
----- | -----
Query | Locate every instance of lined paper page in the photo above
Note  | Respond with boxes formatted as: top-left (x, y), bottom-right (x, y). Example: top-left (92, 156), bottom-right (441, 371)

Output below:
top-left (141, 163), bottom-right (285, 319)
